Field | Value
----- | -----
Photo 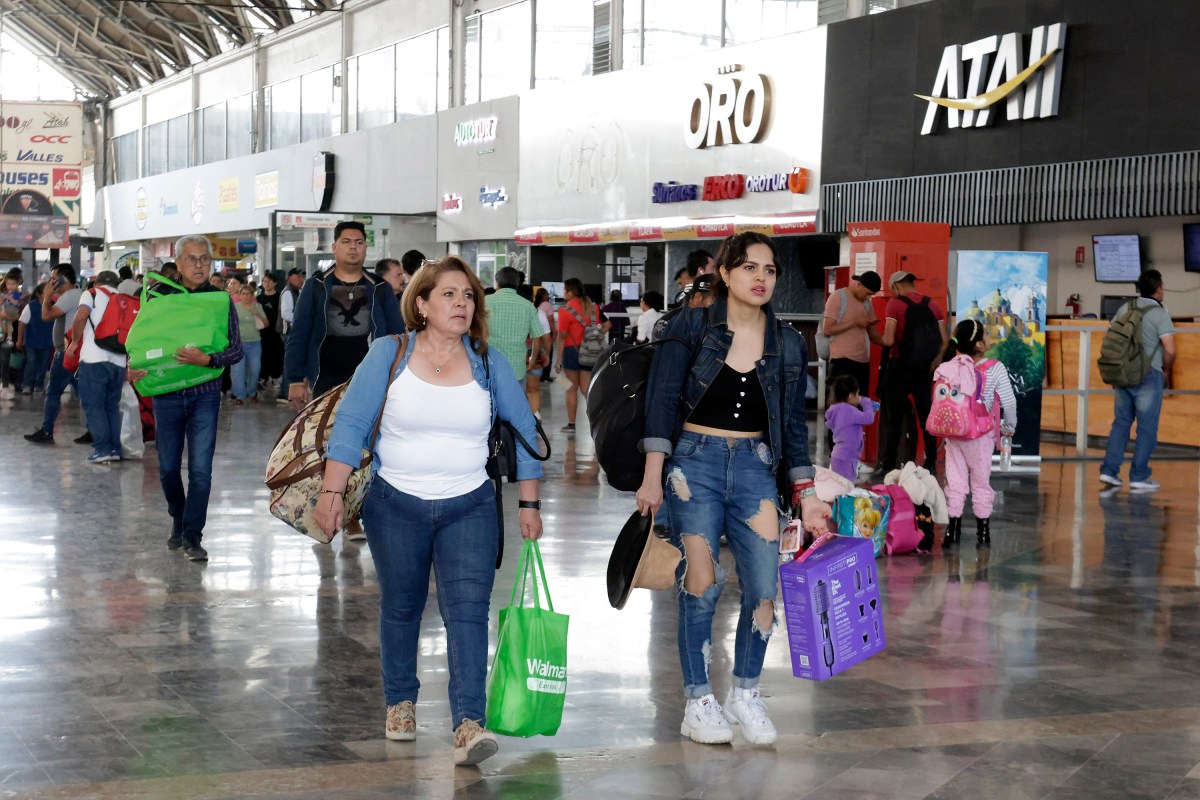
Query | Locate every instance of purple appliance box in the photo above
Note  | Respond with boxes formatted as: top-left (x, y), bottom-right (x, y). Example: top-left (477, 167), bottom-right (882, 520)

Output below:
top-left (779, 536), bottom-right (886, 681)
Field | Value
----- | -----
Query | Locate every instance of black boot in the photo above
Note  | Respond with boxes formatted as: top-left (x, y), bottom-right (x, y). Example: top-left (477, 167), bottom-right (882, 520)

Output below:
top-left (976, 517), bottom-right (991, 548)
top-left (942, 517), bottom-right (961, 548)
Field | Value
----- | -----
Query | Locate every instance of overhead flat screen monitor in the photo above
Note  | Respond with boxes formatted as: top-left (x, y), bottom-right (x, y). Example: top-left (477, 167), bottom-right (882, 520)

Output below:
top-left (1092, 234), bottom-right (1142, 283)
top-left (1184, 223), bottom-right (1200, 273)
top-left (539, 281), bottom-right (565, 301)
top-left (610, 282), bottom-right (640, 301)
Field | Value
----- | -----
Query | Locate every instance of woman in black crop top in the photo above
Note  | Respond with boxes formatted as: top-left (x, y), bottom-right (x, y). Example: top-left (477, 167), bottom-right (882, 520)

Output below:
top-left (636, 232), bottom-right (830, 748)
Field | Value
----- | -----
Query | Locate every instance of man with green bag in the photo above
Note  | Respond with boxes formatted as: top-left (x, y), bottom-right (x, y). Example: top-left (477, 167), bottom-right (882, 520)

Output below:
top-left (486, 540), bottom-right (569, 738)
top-left (127, 235), bottom-right (243, 562)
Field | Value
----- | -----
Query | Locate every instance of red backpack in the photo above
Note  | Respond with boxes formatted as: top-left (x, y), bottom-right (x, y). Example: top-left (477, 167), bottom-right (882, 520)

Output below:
top-left (90, 287), bottom-right (140, 355)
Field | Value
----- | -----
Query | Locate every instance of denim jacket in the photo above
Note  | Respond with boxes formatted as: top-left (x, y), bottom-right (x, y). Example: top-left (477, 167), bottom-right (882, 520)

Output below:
top-left (641, 297), bottom-right (815, 483)
top-left (325, 333), bottom-right (544, 482)
top-left (284, 268), bottom-right (405, 388)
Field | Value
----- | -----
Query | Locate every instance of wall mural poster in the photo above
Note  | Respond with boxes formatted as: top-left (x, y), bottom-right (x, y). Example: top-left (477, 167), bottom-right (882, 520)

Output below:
top-left (955, 251), bottom-right (1048, 461)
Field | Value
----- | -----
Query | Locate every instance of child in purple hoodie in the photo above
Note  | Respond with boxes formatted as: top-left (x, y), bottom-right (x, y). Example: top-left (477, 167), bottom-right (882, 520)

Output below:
top-left (825, 376), bottom-right (879, 483)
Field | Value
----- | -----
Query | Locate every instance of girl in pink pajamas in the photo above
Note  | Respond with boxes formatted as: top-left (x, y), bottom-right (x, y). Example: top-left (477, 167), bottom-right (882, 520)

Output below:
top-left (939, 320), bottom-right (1017, 549)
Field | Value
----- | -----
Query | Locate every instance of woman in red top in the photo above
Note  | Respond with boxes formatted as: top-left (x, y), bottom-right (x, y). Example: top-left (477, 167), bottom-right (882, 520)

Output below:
top-left (553, 278), bottom-right (610, 433)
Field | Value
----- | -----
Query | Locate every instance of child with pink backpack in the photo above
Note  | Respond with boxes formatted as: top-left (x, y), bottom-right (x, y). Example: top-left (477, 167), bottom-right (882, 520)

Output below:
top-left (926, 319), bottom-right (1017, 548)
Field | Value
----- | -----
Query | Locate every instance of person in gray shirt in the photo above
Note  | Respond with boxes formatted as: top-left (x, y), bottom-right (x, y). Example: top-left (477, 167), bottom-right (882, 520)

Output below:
top-left (24, 265), bottom-right (88, 444)
top-left (1099, 269), bottom-right (1176, 492)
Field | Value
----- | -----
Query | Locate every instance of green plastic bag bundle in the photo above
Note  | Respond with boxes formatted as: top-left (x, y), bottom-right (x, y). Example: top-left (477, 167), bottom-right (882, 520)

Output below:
top-left (486, 540), bottom-right (569, 737)
top-left (125, 273), bottom-right (230, 397)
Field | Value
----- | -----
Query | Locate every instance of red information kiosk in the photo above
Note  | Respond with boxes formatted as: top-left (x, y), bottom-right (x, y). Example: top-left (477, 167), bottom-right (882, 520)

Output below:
top-left (826, 222), bottom-right (951, 465)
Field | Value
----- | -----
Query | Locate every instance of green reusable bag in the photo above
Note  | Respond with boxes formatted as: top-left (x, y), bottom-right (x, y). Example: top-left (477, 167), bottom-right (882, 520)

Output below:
top-left (125, 273), bottom-right (230, 397)
top-left (485, 540), bottom-right (569, 737)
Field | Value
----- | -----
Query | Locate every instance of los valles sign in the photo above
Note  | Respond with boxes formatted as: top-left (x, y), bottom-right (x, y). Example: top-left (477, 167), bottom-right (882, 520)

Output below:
top-left (0, 101), bottom-right (84, 226)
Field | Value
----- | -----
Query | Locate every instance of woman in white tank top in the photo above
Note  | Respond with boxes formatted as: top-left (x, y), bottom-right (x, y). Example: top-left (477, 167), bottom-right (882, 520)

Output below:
top-left (316, 257), bottom-right (544, 767)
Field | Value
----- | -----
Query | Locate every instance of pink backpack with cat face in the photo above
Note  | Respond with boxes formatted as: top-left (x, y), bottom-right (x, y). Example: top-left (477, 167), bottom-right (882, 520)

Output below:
top-left (926, 355), bottom-right (996, 441)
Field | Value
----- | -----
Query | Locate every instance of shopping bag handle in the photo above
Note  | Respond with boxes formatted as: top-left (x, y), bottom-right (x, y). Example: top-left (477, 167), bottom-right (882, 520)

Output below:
top-left (509, 540), bottom-right (554, 613)
top-left (141, 272), bottom-right (189, 302)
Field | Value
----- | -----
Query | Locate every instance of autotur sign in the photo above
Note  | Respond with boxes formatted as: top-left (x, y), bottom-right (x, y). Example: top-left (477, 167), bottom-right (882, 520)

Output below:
top-left (454, 117), bottom-right (498, 146)
top-left (683, 67), bottom-right (771, 149)
top-left (917, 23), bottom-right (1067, 135)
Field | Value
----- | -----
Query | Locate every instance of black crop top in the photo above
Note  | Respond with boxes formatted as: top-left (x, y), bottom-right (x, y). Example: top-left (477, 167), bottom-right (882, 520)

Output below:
top-left (686, 363), bottom-right (767, 432)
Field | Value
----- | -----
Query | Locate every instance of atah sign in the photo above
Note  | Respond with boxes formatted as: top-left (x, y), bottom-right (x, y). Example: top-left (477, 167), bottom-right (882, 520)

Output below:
top-left (918, 23), bottom-right (1067, 135)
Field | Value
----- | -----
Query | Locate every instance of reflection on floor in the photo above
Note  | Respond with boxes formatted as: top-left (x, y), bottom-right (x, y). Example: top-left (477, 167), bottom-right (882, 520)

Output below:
top-left (2, 387), bottom-right (1200, 799)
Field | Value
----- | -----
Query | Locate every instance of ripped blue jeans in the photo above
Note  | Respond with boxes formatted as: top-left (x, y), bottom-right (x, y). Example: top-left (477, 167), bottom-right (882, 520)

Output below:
top-left (665, 431), bottom-right (781, 699)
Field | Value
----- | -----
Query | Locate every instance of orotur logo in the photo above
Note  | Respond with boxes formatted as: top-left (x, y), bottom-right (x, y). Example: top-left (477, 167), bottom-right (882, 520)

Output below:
top-left (916, 23), bottom-right (1067, 135)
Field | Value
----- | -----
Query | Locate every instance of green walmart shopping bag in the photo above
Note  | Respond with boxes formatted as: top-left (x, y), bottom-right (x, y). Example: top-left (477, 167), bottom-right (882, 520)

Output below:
top-left (486, 540), bottom-right (569, 737)
top-left (125, 273), bottom-right (230, 397)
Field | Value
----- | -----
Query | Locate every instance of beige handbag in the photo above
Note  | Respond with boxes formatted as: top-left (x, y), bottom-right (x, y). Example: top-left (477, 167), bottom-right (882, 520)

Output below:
top-left (264, 334), bottom-right (406, 542)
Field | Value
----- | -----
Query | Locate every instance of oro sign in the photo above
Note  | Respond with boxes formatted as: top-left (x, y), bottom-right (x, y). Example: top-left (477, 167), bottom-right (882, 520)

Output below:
top-left (683, 67), bottom-right (772, 150)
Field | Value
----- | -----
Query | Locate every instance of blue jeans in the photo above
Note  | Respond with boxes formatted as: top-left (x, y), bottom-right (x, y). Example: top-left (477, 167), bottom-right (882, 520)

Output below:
top-left (1101, 369), bottom-right (1165, 484)
top-left (22, 347), bottom-right (52, 391)
top-left (77, 361), bottom-right (124, 457)
top-left (231, 340), bottom-right (262, 400)
top-left (664, 431), bottom-right (781, 699)
top-left (361, 478), bottom-right (498, 727)
top-left (154, 390), bottom-right (221, 545)
top-left (41, 350), bottom-right (77, 434)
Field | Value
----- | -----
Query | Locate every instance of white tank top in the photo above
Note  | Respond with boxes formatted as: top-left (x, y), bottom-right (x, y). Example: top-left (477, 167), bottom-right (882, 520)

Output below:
top-left (375, 368), bottom-right (491, 500)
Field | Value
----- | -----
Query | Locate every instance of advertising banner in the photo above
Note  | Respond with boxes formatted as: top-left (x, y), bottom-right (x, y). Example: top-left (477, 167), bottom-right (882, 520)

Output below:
top-left (955, 251), bottom-right (1048, 461)
top-left (0, 101), bottom-right (84, 228)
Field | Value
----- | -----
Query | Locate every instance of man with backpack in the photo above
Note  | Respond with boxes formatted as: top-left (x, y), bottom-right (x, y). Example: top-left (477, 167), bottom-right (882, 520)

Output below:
top-left (66, 271), bottom-right (132, 465)
top-left (822, 270), bottom-right (883, 396)
top-left (877, 271), bottom-right (947, 474)
top-left (24, 265), bottom-right (87, 445)
top-left (1098, 269), bottom-right (1175, 491)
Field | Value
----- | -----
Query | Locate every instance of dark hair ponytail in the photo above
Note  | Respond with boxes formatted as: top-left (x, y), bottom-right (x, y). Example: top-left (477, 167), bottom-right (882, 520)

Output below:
top-left (943, 319), bottom-right (986, 362)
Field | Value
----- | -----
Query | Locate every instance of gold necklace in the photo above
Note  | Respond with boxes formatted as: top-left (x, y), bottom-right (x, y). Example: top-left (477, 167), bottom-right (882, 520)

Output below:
top-left (421, 340), bottom-right (462, 374)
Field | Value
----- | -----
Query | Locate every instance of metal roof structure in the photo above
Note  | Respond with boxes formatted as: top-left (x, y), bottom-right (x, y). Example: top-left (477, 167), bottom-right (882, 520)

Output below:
top-left (0, 0), bottom-right (339, 98)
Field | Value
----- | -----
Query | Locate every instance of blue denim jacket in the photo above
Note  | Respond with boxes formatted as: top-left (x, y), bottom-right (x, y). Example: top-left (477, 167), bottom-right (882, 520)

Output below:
top-left (284, 269), bottom-right (406, 388)
top-left (325, 333), bottom-right (544, 481)
top-left (641, 298), bottom-right (815, 483)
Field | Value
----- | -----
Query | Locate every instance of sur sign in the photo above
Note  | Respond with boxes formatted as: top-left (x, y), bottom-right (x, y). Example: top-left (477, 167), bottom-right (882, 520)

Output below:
top-left (917, 23), bottom-right (1067, 135)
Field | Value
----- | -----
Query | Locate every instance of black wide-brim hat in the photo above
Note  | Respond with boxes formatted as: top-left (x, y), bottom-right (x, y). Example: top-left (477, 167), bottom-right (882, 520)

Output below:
top-left (607, 510), bottom-right (681, 610)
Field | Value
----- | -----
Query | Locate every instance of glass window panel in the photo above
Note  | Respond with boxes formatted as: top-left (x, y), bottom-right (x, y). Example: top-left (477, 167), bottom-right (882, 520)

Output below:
top-left (642, 0), bottom-right (720, 66)
top-left (480, 1), bottom-right (532, 100)
top-left (167, 114), bottom-right (190, 171)
top-left (396, 32), bottom-right (438, 120)
top-left (268, 77), bottom-right (301, 149)
top-left (463, 15), bottom-right (481, 104)
top-left (437, 26), bottom-right (451, 111)
top-left (623, 0), bottom-right (642, 69)
top-left (113, 132), bottom-right (138, 183)
top-left (144, 121), bottom-right (167, 177)
top-left (535, 0), bottom-right (592, 86)
top-left (356, 46), bottom-right (395, 130)
top-left (724, 0), bottom-right (816, 44)
top-left (226, 94), bottom-right (252, 158)
top-left (301, 67), bottom-right (333, 142)
top-left (200, 103), bottom-right (225, 165)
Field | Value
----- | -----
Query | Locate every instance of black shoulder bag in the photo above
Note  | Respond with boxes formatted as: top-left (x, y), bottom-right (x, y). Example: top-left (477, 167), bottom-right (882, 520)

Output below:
top-left (483, 351), bottom-right (552, 568)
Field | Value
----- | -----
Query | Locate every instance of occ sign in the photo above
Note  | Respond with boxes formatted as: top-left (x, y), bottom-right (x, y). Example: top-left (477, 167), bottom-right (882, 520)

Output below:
top-left (683, 67), bottom-right (772, 150)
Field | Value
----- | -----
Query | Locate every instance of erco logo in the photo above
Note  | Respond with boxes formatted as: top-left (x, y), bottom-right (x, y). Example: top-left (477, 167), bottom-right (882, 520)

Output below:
top-left (30, 135), bottom-right (71, 144)
top-left (683, 67), bottom-right (772, 150)
top-left (702, 174), bottom-right (745, 201)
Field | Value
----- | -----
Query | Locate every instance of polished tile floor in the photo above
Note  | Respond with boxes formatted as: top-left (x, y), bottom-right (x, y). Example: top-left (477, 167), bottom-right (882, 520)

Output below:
top-left (2, 384), bottom-right (1200, 799)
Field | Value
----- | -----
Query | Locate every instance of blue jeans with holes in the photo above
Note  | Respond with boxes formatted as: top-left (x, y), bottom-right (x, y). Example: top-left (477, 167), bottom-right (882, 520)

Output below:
top-left (665, 431), bottom-right (781, 699)
top-left (1101, 369), bottom-right (1165, 484)
top-left (77, 361), bottom-right (124, 457)
top-left (361, 478), bottom-right (498, 727)
top-left (154, 390), bottom-right (221, 545)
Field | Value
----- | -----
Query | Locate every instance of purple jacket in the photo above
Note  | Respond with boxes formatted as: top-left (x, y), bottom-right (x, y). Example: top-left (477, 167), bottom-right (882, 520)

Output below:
top-left (825, 401), bottom-right (877, 454)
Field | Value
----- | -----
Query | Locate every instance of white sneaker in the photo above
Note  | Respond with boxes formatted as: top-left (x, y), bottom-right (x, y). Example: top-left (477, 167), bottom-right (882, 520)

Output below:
top-left (0, 386), bottom-right (14, 399)
top-left (1098, 473), bottom-right (1123, 487)
top-left (680, 694), bottom-right (733, 744)
top-left (723, 687), bottom-right (778, 745)
top-left (1129, 479), bottom-right (1161, 492)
